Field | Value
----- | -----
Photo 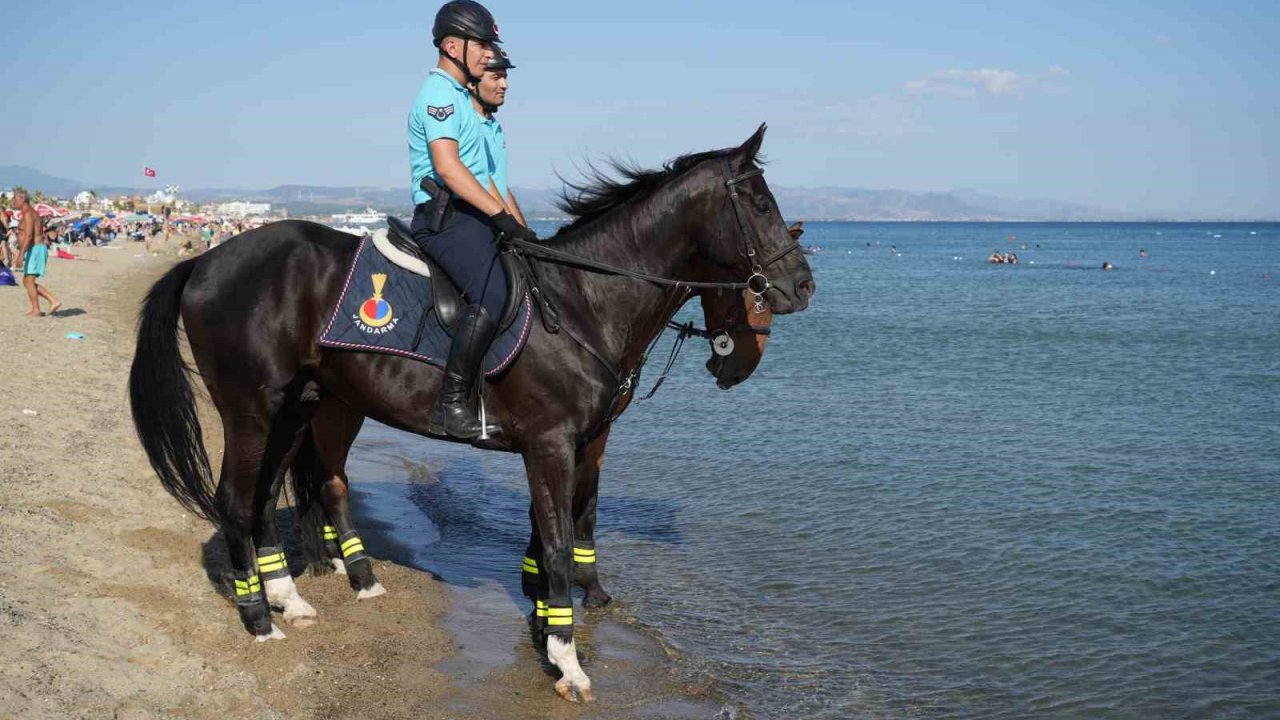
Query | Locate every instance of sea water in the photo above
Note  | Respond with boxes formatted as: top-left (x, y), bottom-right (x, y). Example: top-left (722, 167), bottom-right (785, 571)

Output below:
top-left (350, 222), bottom-right (1279, 719)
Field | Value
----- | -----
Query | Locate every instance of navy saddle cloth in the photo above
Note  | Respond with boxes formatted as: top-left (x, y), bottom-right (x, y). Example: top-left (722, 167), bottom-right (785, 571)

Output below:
top-left (318, 218), bottom-right (533, 376)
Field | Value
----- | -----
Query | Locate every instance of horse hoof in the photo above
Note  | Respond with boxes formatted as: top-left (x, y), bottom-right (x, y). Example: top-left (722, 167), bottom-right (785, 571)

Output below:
top-left (284, 606), bottom-right (318, 628)
top-left (255, 624), bottom-right (286, 642)
top-left (582, 588), bottom-right (612, 609)
top-left (555, 679), bottom-right (594, 703)
top-left (356, 582), bottom-right (386, 601)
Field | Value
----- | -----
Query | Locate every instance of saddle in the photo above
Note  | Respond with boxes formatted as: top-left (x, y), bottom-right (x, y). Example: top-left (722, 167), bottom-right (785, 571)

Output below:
top-left (380, 216), bottom-right (527, 336)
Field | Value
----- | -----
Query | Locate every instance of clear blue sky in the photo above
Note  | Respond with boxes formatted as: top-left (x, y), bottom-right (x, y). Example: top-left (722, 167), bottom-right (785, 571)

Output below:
top-left (4, 0), bottom-right (1277, 216)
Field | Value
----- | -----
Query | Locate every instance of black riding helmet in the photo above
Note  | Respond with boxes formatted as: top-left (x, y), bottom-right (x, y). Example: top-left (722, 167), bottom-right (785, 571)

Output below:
top-left (486, 48), bottom-right (515, 71)
top-left (432, 0), bottom-right (502, 47)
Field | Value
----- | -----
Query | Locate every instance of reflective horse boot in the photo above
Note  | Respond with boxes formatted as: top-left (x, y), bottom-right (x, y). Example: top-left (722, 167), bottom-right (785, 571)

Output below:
top-left (428, 303), bottom-right (502, 440)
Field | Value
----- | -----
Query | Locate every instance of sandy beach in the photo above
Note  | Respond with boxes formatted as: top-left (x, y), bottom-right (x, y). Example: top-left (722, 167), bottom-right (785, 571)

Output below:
top-left (0, 236), bottom-right (724, 720)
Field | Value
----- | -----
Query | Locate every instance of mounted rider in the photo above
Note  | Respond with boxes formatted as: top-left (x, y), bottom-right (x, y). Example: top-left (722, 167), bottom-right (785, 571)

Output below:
top-left (469, 48), bottom-right (527, 225)
top-left (408, 0), bottom-right (536, 441)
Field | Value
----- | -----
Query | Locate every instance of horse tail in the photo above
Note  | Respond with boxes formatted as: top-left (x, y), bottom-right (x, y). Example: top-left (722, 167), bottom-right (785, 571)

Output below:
top-left (288, 428), bottom-right (335, 574)
top-left (128, 258), bottom-right (220, 523)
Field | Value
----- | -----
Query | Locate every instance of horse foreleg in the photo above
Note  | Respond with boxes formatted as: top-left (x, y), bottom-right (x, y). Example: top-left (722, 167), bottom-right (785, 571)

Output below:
top-left (572, 429), bottom-right (611, 608)
top-left (312, 401), bottom-right (383, 599)
top-left (525, 445), bottom-right (593, 703)
top-left (522, 429), bottom-right (613, 607)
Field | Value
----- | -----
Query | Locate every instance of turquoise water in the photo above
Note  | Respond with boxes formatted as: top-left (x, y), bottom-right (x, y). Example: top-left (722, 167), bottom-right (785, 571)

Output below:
top-left (356, 222), bottom-right (1280, 718)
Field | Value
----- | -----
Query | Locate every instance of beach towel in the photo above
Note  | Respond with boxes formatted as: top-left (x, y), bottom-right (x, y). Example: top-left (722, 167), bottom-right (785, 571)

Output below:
top-left (318, 233), bottom-right (532, 377)
top-left (56, 248), bottom-right (77, 260)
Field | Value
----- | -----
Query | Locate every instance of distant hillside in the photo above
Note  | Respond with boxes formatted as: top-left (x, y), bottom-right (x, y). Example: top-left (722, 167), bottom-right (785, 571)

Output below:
top-left (5, 165), bottom-right (1271, 220)
top-left (0, 166), bottom-right (85, 196)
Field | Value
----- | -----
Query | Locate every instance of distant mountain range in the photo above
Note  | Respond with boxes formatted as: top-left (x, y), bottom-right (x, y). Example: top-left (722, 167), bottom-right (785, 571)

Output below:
top-left (2, 165), bottom-right (1273, 222)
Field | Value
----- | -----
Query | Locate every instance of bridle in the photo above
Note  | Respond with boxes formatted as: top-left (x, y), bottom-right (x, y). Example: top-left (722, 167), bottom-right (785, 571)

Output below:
top-left (499, 158), bottom-right (801, 422)
top-left (502, 158), bottom-right (800, 315)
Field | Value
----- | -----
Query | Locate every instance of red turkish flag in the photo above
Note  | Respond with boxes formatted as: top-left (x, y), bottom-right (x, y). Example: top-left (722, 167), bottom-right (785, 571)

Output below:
top-left (144, 167), bottom-right (156, 177)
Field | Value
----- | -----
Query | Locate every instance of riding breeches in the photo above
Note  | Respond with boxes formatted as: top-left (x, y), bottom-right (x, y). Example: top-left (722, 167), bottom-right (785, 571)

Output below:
top-left (409, 201), bottom-right (508, 319)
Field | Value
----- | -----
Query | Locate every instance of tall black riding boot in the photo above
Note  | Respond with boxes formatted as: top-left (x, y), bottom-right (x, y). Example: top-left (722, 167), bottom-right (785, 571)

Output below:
top-left (428, 304), bottom-right (502, 440)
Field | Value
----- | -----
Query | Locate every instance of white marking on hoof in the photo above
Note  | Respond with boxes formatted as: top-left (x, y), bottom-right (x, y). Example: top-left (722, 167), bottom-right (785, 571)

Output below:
top-left (547, 635), bottom-right (593, 703)
top-left (255, 623), bottom-right (287, 642)
top-left (330, 558), bottom-right (347, 575)
top-left (265, 576), bottom-right (318, 628)
top-left (356, 582), bottom-right (386, 601)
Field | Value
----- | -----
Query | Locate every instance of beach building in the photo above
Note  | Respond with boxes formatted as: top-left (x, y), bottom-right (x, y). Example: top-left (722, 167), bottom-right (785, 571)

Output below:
top-left (217, 201), bottom-right (272, 217)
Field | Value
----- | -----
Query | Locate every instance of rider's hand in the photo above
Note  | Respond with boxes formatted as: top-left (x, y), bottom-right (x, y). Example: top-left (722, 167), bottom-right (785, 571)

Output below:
top-left (491, 211), bottom-right (537, 242)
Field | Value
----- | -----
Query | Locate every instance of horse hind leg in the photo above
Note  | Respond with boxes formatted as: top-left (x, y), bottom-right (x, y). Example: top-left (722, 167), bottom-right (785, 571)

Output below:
top-left (309, 399), bottom-right (384, 600)
top-left (254, 395), bottom-right (320, 628)
top-left (216, 420), bottom-right (286, 641)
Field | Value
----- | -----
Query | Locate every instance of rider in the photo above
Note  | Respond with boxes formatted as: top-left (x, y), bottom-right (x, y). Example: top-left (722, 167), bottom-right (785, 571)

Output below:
top-left (470, 48), bottom-right (527, 225)
top-left (408, 0), bottom-right (537, 440)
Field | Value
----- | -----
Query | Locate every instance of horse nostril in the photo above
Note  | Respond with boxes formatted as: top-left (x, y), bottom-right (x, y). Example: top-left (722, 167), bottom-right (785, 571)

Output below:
top-left (798, 279), bottom-right (816, 300)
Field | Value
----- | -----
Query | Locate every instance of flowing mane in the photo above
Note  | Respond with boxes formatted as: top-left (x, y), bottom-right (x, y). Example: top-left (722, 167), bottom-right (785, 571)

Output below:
top-left (553, 145), bottom-right (763, 236)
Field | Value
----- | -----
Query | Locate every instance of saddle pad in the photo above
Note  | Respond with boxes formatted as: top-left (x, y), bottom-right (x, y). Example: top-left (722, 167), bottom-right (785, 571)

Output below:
top-left (318, 234), bottom-right (533, 376)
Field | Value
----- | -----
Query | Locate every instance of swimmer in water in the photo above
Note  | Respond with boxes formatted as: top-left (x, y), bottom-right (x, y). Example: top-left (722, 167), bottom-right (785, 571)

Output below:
top-left (1139, 248), bottom-right (1148, 258)
top-left (1102, 261), bottom-right (1113, 271)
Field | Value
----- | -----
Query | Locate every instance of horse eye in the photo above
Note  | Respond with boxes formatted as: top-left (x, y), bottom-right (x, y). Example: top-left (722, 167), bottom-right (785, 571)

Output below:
top-left (753, 197), bottom-right (771, 214)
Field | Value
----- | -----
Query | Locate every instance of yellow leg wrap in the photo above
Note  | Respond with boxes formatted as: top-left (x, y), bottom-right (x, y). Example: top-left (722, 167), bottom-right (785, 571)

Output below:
top-left (340, 536), bottom-right (365, 558)
top-left (322, 525), bottom-right (339, 541)
top-left (573, 546), bottom-right (597, 564)
top-left (256, 551), bottom-right (288, 575)
top-left (522, 556), bottom-right (539, 574)
top-left (233, 575), bottom-right (262, 597)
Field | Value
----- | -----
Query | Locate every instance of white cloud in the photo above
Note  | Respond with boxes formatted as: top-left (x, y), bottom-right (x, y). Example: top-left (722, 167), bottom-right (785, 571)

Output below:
top-left (905, 67), bottom-right (1070, 98)
top-left (905, 68), bottom-right (1022, 97)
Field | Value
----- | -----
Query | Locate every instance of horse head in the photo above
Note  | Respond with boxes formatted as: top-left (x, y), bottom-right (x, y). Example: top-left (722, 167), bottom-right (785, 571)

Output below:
top-left (697, 222), bottom-right (803, 388)
top-left (693, 125), bottom-right (816, 315)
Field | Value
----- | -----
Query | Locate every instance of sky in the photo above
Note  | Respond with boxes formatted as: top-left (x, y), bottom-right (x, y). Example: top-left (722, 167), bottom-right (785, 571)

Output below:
top-left (3, 0), bottom-right (1277, 216)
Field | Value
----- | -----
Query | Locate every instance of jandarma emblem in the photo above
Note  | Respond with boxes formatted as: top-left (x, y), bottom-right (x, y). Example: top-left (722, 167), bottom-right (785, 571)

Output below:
top-left (426, 104), bottom-right (454, 121)
top-left (353, 273), bottom-right (398, 334)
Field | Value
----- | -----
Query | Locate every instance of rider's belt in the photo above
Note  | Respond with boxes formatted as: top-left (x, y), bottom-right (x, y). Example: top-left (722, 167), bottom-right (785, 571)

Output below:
top-left (419, 176), bottom-right (455, 233)
top-left (339, 531), bottom-right (370, 566)
top-left (255, 546), bottom-right (290, 580)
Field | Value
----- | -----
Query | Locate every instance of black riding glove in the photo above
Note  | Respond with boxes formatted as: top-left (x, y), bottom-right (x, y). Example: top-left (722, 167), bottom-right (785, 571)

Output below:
top-left (491, 211), bottom-right (537, 242)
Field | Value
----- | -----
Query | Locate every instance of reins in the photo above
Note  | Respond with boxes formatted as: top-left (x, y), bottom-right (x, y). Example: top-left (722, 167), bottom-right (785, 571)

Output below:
top-left (504, 159), bottom-right (798, 425)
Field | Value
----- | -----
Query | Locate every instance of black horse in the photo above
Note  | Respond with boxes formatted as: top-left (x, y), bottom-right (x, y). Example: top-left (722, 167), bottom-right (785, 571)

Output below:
top-left (129, 125), bottom-right (814, 702)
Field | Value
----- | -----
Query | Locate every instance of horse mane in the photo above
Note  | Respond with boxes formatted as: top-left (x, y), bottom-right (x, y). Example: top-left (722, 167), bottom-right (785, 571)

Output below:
top-left (553, 145), bottom-right (762, 236)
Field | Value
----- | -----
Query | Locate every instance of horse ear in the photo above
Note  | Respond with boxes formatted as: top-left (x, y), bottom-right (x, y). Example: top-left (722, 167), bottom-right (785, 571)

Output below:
top-left (737, 123), bottom-right (767, 162)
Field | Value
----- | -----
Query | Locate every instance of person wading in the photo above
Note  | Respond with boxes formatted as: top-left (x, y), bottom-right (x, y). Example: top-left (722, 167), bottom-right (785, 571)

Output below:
top-left (408, 0), bottom-right (536, 441)
top-left (469, 48), bottom-right (527, 224)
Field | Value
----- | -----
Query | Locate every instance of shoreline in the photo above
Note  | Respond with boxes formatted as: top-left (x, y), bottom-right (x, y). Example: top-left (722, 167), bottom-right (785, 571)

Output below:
top-left (0, 238), bottom-right (726, 719)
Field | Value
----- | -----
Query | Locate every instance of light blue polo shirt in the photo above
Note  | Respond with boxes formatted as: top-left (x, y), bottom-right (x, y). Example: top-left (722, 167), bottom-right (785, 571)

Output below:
top-left (482, 115), bottom-right (509, 199)
top-left (407, 68), bottom-right (491, 206)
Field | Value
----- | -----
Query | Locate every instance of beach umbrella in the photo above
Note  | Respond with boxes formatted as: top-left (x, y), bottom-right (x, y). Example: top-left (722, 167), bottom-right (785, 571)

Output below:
top-left (34, 203), bottom-right (61, 217)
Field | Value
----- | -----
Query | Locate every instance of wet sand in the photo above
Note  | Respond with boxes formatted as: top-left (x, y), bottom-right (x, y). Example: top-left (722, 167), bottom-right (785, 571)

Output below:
top-left (0, 237), bottom-right (727, 719)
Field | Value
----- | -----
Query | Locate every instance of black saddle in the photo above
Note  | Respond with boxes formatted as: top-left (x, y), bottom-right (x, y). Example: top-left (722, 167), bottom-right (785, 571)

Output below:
top-left (385, 216), bottom-right (527, 335)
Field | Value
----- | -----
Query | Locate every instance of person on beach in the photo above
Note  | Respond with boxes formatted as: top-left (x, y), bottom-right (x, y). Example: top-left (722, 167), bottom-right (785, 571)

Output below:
top-left (13, 190), bottom-right (61, 317)
top-left (469, 48), bottom-right (527, 224)
top-left (1, 209), bottom-right (14, 267)
top-left (406, 0), bottom-right (536, 440)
